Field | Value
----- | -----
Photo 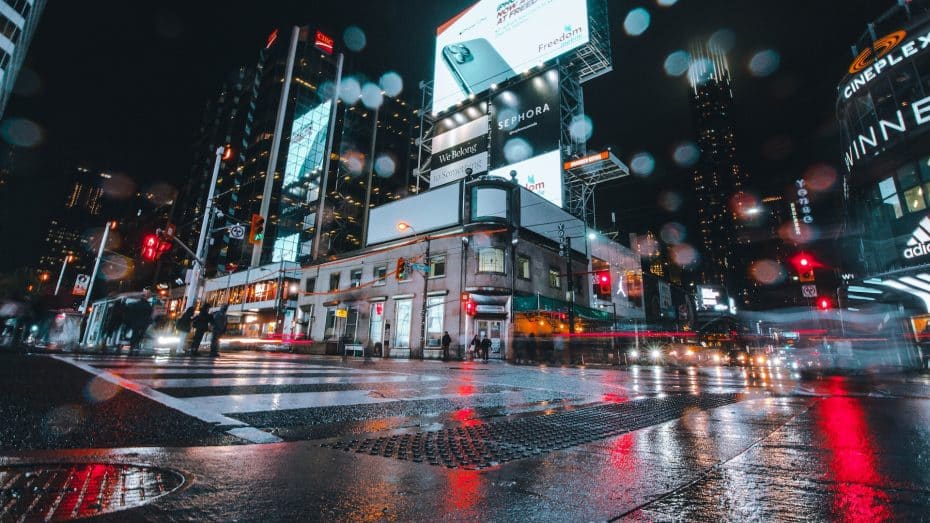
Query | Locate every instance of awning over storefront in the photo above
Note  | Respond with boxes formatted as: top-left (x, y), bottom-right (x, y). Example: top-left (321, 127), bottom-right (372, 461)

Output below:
top-left (513, 295), bottom-right (613, 321)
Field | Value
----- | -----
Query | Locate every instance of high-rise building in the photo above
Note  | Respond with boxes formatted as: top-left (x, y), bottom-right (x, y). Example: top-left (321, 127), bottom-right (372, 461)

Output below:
top-left (0, 0), bottom-right (46, 118)
top-left (184, 26), bottom-right (416, 277)
top-left (687, 43), bottom-right (748, 296)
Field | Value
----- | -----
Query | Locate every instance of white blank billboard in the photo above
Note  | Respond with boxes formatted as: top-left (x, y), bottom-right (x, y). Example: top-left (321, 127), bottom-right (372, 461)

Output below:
top-left (366, 183), bottom-right (462, 245)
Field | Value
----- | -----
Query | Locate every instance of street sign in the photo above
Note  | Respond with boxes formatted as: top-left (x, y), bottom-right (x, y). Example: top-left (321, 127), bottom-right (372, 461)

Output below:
top-left (229, 224), bottom-right (246, 240)
top-left (410, 263), bottom-right (429, 274)
top-left (801, 284), bottom-right (818, 298)
top-left (72, 274), bottom-right (90, 296)
top-left (335, 309), bottom-right (348, 318)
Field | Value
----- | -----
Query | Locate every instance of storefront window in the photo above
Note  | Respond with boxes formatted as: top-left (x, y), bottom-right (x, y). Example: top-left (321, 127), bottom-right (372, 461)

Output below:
top-left (905, 185), bottom-right (927, 213)
top-left (426, 296), bottom-right (444, 347)
top-left (478, 248), bottom-right (505, 273)
top-left (345, 308), bottom-right (360, 343)
top-left (394, 299), bottom-right (412, 348)
top-left (369, 302), bottom-right (385, 344)
top-left (879, 177), bottom-right (904, 219)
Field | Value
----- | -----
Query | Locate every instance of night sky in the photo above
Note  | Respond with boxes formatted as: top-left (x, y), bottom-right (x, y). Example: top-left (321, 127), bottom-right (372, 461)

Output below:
top-left (1, 0), bottom-right (886, 271)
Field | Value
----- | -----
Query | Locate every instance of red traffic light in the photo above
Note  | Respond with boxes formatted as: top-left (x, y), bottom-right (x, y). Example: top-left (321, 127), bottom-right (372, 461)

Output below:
top-left (791, 253), bottom-right (819, 271)
top-left (596, 271), bottom-right (611, 296)
top-left (142, 234), bottom-right (160, 261)
top-left (817, 297), bottom-right (833, 311)
top-left (465, 299), bottom-right (476, 316)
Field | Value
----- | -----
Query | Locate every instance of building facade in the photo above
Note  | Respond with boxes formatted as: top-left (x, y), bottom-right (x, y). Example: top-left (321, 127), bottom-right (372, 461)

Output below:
top-left (836, 0), bottom-right (930, 367)
top-left (0, 0), bottom-right (45, 118)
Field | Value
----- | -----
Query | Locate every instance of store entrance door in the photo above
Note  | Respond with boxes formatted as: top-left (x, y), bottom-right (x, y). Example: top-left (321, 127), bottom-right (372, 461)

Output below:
top-left (475, 319), bottom-right (504, 359)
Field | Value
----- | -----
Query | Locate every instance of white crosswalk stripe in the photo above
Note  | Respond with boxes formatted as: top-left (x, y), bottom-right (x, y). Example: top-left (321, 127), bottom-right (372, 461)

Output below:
top-left (52, 353), bottom-right (449, 444)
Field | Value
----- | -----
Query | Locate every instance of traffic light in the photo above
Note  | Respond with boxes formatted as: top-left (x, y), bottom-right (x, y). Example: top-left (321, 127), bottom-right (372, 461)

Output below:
top-left (596, 271), bottom-right (611, 296)
top-left (249, 214), bottom-right (266, 245)
top-left (817, 297), bottom-right (833, 311)
top-left (142, 234), bottom-right (160, 261)
top-left (396, 257), bottom-right (407, 280)
top-left (791, 253), bottom-right (817, 282)
top-left (465, 299), bottom-right (476, 316)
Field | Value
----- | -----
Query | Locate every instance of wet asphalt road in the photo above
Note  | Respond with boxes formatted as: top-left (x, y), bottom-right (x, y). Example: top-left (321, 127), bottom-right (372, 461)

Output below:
top-left (3, 349), bottom-right (930, 521)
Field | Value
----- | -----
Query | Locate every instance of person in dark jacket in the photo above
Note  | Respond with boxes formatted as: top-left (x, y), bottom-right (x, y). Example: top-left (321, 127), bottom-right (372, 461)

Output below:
top-left (189, 304), bottom-right (212, 356)
top-left (441, 331), bottom-right (452, 361)
top-left (126, 291), bottom-right (154, 354)
top-left (102, 300), bottom-right (125, 351)
top-left (209, 305), bottom-right (228, 357)
top-left (480, 335), bottom-right (491, 362)
top-left (174, 307), bottom-right (194, 356)
top-left (469, 334), bottom-right (480, 360)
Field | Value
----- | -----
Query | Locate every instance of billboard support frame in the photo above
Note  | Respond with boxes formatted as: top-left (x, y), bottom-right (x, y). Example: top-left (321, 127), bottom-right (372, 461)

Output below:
top-left (414, 80), bottom-right (435, 193)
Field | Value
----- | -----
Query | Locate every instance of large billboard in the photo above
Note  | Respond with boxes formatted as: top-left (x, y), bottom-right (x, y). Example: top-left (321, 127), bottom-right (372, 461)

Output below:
top-left (433, 0), bottom-right (589, 111)
top-left (430, 102), bottom-right (489, 188)
top-left (489, 68), bottom-right (563, 207)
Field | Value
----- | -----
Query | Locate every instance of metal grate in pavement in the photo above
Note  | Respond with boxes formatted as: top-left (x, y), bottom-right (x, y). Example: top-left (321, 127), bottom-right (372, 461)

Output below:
top-left (323, 393), bottom-right (743, 470)
top-left (0, 463), bottom-right (184, 522)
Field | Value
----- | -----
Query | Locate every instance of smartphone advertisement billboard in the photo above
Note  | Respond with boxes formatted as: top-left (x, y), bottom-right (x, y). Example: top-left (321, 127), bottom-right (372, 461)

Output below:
top-left (430, 102), bottom-right (489, 188)
top-left (433, 0), bottom-right (589, 111)
top-left (489, 68), bottom-right (563, 207)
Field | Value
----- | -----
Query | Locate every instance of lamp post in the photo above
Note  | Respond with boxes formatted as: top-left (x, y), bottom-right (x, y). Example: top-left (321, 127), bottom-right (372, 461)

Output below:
top-left (185, 145), bottom-right (226, 311)
top-left (398, 221), bottom-right (429, 359)
top-left (54, 254), bottom-right (73, 296)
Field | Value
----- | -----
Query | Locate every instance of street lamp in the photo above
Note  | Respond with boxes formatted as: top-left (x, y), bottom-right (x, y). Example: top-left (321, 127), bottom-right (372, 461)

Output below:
top-left (54, 254), bottom-right (74, 296)
top-left (397, 221), bottom-right (430, 359)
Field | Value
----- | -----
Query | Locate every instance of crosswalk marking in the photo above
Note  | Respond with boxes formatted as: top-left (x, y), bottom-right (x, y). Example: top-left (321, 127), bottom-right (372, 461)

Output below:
top-left (51, 352), bottom-right (455, 445)
top-left (134, 374), bottom-right (438, 389)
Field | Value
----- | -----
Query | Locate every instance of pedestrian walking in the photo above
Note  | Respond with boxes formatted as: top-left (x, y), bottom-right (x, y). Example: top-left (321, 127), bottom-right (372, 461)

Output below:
top-left (101, 300), bottom-right (125, 351)
top-left (126, 290), bottom-right (154, 354)
top-left (469, 334), bottom-right (479, 361)
top-left (441, 331), bottom-right (452, 361)
top-left (209, 305), bottom-right (228, 357)
top-left (189, 304), bottom-right (212, 356)
top-left (174, 307), bottom-right (194, 356)
top-left (480, 335), bottom-right (491, 362)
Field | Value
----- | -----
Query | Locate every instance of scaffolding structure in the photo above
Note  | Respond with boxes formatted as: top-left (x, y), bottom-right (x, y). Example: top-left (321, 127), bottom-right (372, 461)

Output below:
top-left (563, 151), bottom-right (630, 227)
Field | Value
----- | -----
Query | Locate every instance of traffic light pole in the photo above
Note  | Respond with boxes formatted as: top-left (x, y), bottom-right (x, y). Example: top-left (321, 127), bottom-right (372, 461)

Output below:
top-left (54, 254), bottom-right (71, 296)
top-left (184, 145), bottom-right (225, 310)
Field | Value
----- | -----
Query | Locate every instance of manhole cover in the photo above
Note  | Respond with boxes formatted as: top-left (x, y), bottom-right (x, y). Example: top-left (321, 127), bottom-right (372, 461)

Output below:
top-left (0, 463), bottom-right (184, 522)
top-left (324, 393), bottom-right (743, 469)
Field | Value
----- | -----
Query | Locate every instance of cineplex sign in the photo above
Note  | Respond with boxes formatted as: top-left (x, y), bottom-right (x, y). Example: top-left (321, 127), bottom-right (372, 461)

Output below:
top-left (842, 28), bottom-right (930, 100)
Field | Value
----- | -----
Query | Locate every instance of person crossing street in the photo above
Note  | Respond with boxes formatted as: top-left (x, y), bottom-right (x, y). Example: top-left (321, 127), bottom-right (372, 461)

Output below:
top-left (209, 305), bottom-right (228, 357)
top-left (189, 304), bottom-right (212, 356)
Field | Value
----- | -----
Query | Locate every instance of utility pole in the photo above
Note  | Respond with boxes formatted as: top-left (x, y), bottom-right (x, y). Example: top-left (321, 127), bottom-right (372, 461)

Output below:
top-left (360, 103), bottom-right (380, 247)
top-left (81, 222), bottom-right (111, 313)
top-left (184, 146), bottom-right (225, 310)
top-left (419, 236), bottom-right (430, 359)
top-left (566, 236), bottom-right (575, 364)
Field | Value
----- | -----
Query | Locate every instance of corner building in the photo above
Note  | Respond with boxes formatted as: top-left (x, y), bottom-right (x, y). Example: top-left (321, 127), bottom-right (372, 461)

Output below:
top-left (837, 0), bottom-right (930, 367)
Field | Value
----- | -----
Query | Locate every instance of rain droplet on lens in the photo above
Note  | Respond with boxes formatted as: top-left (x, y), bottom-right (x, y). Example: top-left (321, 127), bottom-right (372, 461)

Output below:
top-left (379, 72), bottom-right (403, 97)
top-left (343, 26), bottom-right (367, 52)
top-left (339, 77), bottom-right (361, 104)
top-left (623, 8), bottom-right (651, 37)
top-left (664, 50), bottom-right (691, 77)
top-left (361, 83), bottom-right (383, 109)
top-left (569, 115), bottom-right (593, 142)
top-left (374, 154), bottom-right (395, 177)
top-left (673, 142), bottom-right (699, 167)
top-left (749, 49), bottom-right (781, 77)
top-left (708, 29), bottom-right (736, 54)
top-left (630, 152), bottom-right (655, 177)
top-left (503, 138), bottom-right (533, 164)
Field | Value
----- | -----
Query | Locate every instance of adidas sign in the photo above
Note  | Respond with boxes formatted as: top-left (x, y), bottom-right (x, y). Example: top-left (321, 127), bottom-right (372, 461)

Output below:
top-left (904, 216), bottom-right (930, 259)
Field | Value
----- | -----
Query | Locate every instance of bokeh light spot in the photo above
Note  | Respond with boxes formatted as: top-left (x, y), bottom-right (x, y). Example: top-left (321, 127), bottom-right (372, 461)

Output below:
top-left (708, 29), bottom-right (736, 53)
top-left (750, 259), bottom-right (786, 286)
top-left (630, 152), bottom-right (655, 177)
top-left (343, 26), bottom-right (367, 52)
top-left (361, 83), bottom-right (383, 109)
top-left (338, 77), bottom-right (361, 104)
top-left (749, 49), bottom-right (781, 77)
top-left (569, 115), bottom-right (594, 142)
top-left (664, 50), bottom-right (691, 77)
top-left (379, 72), bottom-right (403, 97)
top-left (673, 142), bottom-right (700, 167)
top-left (374, 154), bottom-right (396, 177)
top-left (0, 118), bottom-right (43, 147)
top-left (623, 8), bottom-right (651, 37)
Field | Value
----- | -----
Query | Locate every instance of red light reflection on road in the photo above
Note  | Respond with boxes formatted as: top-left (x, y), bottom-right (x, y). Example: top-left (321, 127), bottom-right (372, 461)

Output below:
top-left (457, 384), bottom-right (476, 396)
top-left (816, 379), bottom-right (891, 522)
top-left (446, 469), bottom-right (482, 512)
top-left (602, 393), bottom-right (628, 404)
